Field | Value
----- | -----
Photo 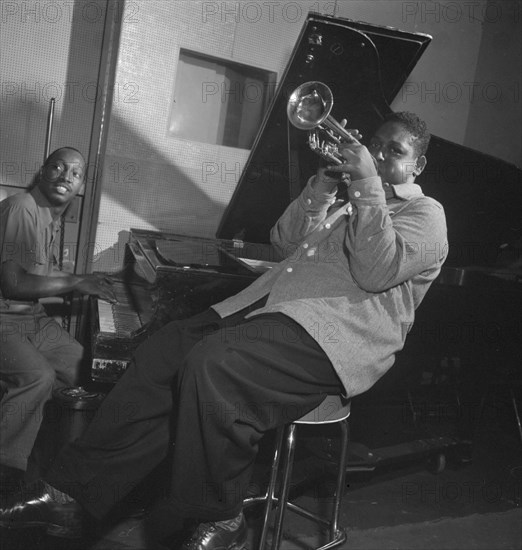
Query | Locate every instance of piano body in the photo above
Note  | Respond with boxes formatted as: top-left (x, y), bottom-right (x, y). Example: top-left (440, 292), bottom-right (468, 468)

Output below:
top-left (90, 232), bottom-right (278, 382)
top-left (90, 12), bottom-right (522, 412)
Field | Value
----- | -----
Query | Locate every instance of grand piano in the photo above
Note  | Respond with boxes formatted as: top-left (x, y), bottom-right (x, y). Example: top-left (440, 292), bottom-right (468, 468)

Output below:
top-left (89, 12), bottom-right (522, 406)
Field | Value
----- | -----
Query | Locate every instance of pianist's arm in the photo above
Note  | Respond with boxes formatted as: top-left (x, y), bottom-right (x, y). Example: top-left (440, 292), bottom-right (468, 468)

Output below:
top-left (0, 260), bottom-right (117, 304)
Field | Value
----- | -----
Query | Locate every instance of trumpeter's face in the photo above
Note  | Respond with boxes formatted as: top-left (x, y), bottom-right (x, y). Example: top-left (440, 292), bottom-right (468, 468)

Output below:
top-left (368, 121), bottom-right (426, 187)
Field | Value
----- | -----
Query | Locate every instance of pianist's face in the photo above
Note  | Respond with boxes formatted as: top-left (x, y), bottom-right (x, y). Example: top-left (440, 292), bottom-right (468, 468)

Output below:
top-left (38, 148), bottom-right (85, 207)
top-left (368, 121), bottom-right (426, 187)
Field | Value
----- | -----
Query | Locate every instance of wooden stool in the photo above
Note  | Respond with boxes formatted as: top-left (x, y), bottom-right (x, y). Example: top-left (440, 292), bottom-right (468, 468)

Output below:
top-left (245, 395), bottom-right (351, 549)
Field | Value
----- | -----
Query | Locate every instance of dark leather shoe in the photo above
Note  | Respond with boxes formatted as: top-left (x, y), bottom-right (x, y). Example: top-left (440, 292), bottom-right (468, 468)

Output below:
top-left (0, 480), bottom-right (82, 539)
top-left (181, 513), bottom-right (247, 549)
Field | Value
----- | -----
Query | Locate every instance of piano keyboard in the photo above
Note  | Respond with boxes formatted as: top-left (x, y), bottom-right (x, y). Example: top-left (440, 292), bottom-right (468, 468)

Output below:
top-left (90, 279), bottom-right (154, 383)
top-left (97, 281), bottom-right (144, 338)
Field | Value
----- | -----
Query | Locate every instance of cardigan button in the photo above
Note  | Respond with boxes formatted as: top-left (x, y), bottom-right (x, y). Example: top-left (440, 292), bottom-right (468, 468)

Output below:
top-left (286, 267), bottom-right (293, 273)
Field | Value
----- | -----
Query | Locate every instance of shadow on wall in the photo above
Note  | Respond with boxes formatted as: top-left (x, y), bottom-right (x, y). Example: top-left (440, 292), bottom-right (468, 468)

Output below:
top-left (90, 229), bottom-right (133, 274)
top-left (85, 112), bottom-right (231, 272)
top-left (62, 1), bottom-right (235, 273)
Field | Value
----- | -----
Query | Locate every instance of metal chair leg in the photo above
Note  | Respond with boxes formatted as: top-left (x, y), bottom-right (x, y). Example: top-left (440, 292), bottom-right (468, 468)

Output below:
top-left (271, 423), bottom-right (297, 549)
top-left (257, 427), bottom-right (285, 550)
top-left (328, 419), bottom-right (349, 542)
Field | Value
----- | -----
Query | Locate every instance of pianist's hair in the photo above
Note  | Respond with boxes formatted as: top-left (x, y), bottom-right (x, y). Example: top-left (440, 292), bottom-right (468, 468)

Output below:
top-left (383, 111), bottom-right (431, 157)
top-left (45, 147), bottom-right (85, 165)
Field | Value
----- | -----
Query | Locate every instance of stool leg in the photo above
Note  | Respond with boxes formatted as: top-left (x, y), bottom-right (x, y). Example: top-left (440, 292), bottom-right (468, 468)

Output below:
top-left (258, 427), bottom-right (285, 550)
top-left (328, 419), bottom-right (349, 542)
top-left (271, 424), bottom-right (297, 550)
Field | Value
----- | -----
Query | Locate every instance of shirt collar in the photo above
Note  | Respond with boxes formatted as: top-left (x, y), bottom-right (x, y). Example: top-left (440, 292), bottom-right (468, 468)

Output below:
top-left (385, 182), bottom-right (424, 201)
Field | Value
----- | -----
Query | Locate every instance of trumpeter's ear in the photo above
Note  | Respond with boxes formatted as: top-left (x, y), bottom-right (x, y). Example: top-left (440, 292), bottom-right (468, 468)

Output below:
top-left (413, 155), bottom-right (427, 176)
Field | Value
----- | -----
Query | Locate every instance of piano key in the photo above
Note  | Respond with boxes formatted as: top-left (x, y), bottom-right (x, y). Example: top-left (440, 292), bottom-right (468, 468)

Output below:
top-left (98, 300), bottom-right (116, 333)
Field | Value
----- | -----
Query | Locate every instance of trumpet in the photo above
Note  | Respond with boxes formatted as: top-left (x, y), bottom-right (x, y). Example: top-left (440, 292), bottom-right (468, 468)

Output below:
top-left (287, 81), bottom-right (359, 165)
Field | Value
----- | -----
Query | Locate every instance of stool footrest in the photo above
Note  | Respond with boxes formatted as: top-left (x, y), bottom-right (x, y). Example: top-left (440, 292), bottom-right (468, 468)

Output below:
top-left (245, 397), bottom-right (350, 550)
top-left (286, 501), bottom-right (330, 527)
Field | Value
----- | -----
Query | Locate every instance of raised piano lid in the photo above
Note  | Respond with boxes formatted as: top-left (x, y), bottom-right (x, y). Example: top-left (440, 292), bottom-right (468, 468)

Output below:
top-left (216, 12), bottom-right (432, 244)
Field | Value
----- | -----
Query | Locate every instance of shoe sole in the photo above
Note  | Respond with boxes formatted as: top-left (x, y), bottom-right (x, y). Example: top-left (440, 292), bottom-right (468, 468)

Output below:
top-left (46, 522), bottom-right (83, 539)
top-left (0, 519), bottom-right (48, 529)
top-left (229, 530), bottom-right (248, 550)
top-left (0, 519), bottom-right (82, 539)
top-left (182, 531), bottom-right (248, 550)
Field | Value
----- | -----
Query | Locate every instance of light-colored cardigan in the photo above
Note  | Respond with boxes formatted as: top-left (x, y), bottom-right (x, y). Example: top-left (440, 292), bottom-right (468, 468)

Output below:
top-left (213, 175), bottom-right (448, 397)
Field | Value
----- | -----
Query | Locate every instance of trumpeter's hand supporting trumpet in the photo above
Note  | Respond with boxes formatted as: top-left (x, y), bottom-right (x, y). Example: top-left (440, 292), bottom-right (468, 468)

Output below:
top-left (313, 124), bottom-right (378, 194)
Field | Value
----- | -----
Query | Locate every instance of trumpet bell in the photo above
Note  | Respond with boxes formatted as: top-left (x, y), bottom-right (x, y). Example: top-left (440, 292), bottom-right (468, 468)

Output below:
top-left (287, 81), bottom-right (334, 131)
top-left (287, 81), bottom-right (358, 165)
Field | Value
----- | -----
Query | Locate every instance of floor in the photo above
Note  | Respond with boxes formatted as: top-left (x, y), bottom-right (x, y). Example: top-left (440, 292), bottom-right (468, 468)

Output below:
top-left (1, 378), bottom-right (521, 550)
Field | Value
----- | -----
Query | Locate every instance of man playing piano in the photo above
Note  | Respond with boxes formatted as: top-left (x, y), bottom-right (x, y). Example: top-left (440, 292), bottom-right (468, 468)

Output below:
top-left (0, 113), bottom-right (447, 549)
top-left (0, 148), bottom-right (116, 492)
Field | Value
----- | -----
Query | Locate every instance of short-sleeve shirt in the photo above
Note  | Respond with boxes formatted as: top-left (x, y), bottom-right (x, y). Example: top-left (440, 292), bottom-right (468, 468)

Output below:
top-left (0, 188), bottom-right (60, 311)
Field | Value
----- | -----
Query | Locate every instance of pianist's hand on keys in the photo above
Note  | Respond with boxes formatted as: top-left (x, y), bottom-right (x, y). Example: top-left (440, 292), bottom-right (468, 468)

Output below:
top-left (96, 280), bottom-right (146, 339)
top-left (75, 273), bottom-right (117, 304)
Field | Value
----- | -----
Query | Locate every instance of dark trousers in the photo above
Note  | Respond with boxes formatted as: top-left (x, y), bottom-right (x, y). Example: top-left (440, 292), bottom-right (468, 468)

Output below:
top-left (46, 307), bottom-right (343, 521)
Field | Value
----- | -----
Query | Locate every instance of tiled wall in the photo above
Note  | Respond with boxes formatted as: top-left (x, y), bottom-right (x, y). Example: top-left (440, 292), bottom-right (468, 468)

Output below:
top-left (1, 0), bottom-right (107, 175)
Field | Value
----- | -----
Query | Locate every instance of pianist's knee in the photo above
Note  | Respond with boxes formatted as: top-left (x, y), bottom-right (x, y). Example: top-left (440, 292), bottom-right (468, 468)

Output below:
top-left (9, 362), bottom-right (56, 401)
